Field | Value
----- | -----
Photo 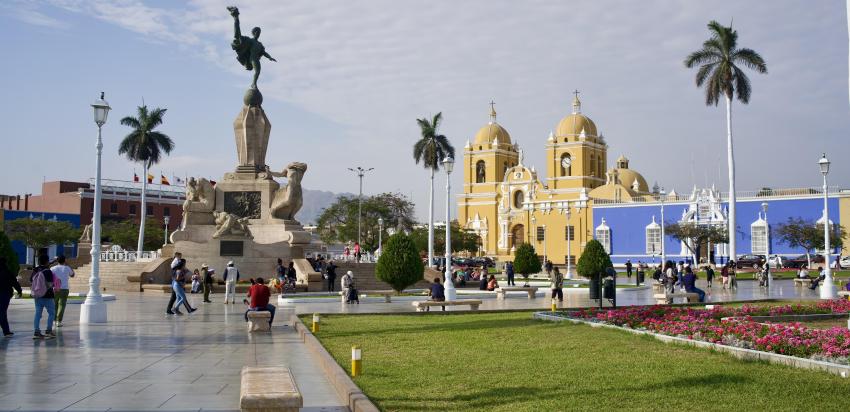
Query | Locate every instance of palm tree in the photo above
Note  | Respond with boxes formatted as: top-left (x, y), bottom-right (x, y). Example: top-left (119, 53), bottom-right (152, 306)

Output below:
top-left (413, 112), bottom-right (455, 268)
top-left (684, 20), bottom-right (766, 264)
top-left (119, 105), bottom-right (174, 254)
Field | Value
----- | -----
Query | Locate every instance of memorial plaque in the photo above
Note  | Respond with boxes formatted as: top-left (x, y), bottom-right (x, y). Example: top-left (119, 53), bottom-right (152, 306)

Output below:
top-left (220, 240), bottom-right (244, 256)
top-left (223, 191), bottom-right (261, 219)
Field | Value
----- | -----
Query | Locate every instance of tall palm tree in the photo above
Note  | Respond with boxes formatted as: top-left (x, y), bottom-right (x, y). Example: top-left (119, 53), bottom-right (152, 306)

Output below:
top-left (119, 105), bottom-right (174, 254)
top-left (684, 20), bottom-right (766, 264)
top-left (413, 112), bottom-right (455, 268)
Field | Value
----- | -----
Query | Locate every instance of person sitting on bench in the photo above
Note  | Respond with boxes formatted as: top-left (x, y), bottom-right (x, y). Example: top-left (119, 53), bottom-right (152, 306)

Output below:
top-left (809, 267), bottom-right (826, 290)
top-left (244, 277), bottom-right (275, 326)
top-left (681, 266), bottom-right (705, 302)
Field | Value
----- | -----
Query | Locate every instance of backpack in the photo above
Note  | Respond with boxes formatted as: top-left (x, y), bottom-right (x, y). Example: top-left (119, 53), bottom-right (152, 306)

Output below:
top-left (31, 269), bottom-right (49, 298)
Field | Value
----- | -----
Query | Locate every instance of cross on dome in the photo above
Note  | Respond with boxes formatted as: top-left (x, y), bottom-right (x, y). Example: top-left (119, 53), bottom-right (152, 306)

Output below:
top-left (489, 100), bottom-right (497, 123)
top-left (572, 89), bottom-right (581, 114)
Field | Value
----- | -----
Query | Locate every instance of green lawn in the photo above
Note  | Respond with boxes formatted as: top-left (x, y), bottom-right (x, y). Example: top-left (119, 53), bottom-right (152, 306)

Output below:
top-left (308, 312), bottom-right (850, 411)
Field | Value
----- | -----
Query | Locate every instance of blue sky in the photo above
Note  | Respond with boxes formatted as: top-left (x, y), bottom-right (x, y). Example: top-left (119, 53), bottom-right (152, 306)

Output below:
top-left (1, 0), bottom-right (849, 220)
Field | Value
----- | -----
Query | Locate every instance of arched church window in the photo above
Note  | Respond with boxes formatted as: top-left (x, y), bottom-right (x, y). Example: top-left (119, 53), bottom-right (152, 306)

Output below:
top-left (513, 191), bottom-right (524, 209)
top-left (475, 160), bottom-right (486, 183)
top-left (560, 153), bottom-right (572, 177)
top-left (598, 156), bottom-right (604, 178)
top-left (503, 162), bottom-right (508, 176)
top-left (590, 154), bottom-right (596, 177)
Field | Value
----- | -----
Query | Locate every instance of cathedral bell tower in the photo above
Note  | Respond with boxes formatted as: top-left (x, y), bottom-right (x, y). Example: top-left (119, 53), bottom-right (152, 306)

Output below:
top-left (545, 91), bottom-right (608, 191)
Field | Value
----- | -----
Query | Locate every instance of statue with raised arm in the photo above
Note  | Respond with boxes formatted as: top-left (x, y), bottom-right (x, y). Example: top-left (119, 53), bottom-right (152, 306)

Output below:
top-left (227, 6), bottom-right (277, 90)
top-left (267, 162), bottom-right (308, 221)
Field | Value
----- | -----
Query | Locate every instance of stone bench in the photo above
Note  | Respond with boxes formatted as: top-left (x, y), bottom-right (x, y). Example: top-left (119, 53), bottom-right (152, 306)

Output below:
top-left (240, 367), bottom-right (302, 412)
top-left (794, 278), bottom-right (814, 286)
top-left (339, 290), bottom-right (395, 303)
top-left (653, 293), bottom-right (700, 305)
top-left (412, 300), bottom-right (482, 312)
top-left (651, 282), bottom-right (665, 293)
top-left (246, 311), bottom-right (272, 332)
top-left (838, 291), bottom-right (850, 300)
top-left (495, 287), bottom-right (538, 300)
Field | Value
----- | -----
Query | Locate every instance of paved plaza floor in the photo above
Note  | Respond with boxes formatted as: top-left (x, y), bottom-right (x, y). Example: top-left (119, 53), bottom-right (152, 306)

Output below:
top-left (0, 277), bottom-right (828, 411)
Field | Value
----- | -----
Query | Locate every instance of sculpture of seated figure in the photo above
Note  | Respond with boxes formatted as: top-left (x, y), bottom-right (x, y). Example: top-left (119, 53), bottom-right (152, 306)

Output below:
top-left (182, 177), bottom-right (216, 228)
top-left (212, 211), bottom-right (253, 239)
top-left (267, 162), bottom-right (308, 221)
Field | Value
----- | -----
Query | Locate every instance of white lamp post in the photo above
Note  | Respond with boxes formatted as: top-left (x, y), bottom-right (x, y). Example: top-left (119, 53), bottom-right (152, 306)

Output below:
top-left (81, 92), bottom-right (110, 324)
top-left (762, 202), bottom-right (772, 287)
top-left (347, 166), bottom-right (374, 247)
top-left (819, 153), bottom-right (836, 299)
top-left (443, 156), bottom-right (456, 301)
top-left (377, 217), bottom-right (384, 252)
top-left (163, 215), bottom-right (170, 245)
top-left (659, 188), bottom-right (667, 267)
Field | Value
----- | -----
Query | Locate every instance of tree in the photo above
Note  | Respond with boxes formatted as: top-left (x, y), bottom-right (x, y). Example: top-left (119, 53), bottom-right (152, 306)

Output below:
top-left (119, 105), bottom-right (174, 252)
top-left (577, 239), bottom-right (613, 300)
top-left (776, 217), bottom-right (846, 267)
top-left (316, 192), bottom-right (415, 252)
top-left (512, 243), bottom-right (542, 286)
top-left (375, 233), bottom-right (425, 293)
top-left (685, 20), bottom-right (767, 262)
top-left (101, 218), bottom-right (165, 251)
top-left (0, 231), bottom-right (20, 276)
top-left (4, 218), bottom-right (80, 266)
top-left (409, 221), bottom-right (482, 256)
top-left (412, 112), bottom-right (455, 267)
top-left (665, 223), bottom-right (728, 262)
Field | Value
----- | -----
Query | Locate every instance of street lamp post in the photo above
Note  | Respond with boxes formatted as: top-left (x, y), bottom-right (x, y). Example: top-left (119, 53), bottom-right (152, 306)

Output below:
top-left (443, 156), bottom-right (456, 301)
top-left (819, 154), bottom-right (836, 299)
top-left (81, 92), bottom-right (110, 324)
top-left (762, 202), bottom-right (772, 287)
top-left (163, 215), bottom-right (170, 246)
top-left (377, 217), bottom-right (384, 252)
top-left (659, 188), bottom-right (667, 267)
top-left (347, 167), bottom-right (374, 247)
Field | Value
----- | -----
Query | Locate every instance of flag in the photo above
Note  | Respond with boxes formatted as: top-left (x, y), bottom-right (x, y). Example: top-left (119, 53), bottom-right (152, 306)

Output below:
top-left (133, 173), bottom-right (139, 183)
top-left (161, 174), bottom-right (170, 185)
top-left (147, 173), bottom-right (154, 183)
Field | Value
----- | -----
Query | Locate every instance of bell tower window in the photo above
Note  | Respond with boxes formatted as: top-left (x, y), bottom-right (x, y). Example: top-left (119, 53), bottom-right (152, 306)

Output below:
top-left (475, 160), bottom-right (486, 183)
top-left (513, 191), bottom-right (524, 209)
top-left (560, 153), bottom-right (572, 177)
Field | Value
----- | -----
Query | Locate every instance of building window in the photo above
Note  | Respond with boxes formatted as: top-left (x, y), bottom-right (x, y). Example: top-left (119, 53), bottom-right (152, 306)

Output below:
top-left (475, 160), bottom-right (486, 183)
top-left (513, 191), bottom-right (524, 209)
top-left (595, 218), bottom-right (611, 254)
top-left (560, 153), bottom-right (571, 177)
top-left (63, 243), bottom-right (75, 258)
top-left (511, 224), bottom-right (525, 248)
top-left (163, 207), bottom-right (170, 217)
top-left (565, 225), bottom-right (575, 241)
top-left (109, 203), bottom-right (118, 215)
top-left (590, 154), bottom-right (595, 177)
top-left (536, 226), bottom-right (545, 242)
top-left (698, 201), bottom-right (712, 221)
top-left (751, 217), bottom-right (768, 255)
top-left (129, 204), bottom-right (137, 215)
top-left (147, 205), bottom-right (154, 216)
top-left (598, 156), bottom-right (604, 178)
top-left (564, 255), bottom-right (576, 266)
top-left (645, 216), bottom-right (662, 255)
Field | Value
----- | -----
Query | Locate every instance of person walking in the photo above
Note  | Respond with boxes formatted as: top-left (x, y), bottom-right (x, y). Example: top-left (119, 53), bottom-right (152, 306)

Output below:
top-left (224, 261), bottom-right (240, 304)
top-left (325, 260), bottom-right (337, 292)
top-left (550, 267), bottom-right (564, 302)
top-left (51, 255), bottom-right (74, 328)
top-left (166, 252), bottom-right (183, 315)
top-left (275, 258), bottom-right (286, 297)
top-left (704, 265), bottom-right (715, 288)
top-left (353, 242), bottom-right (362, 263)
top-left (544, 260), bottom-right (553, 277)
top-left (202, 264), bottom-right (213, 303)
top-left (663, 260), bottom-right (676, 296)
top-left (171, 259), bottom-right (196, 315)
top-left (31, 255), bottom-right (56, 339)
top-left (625, 260), bottom-right (633, 280)
top-left (505, 261), bottom-right (515, 286)
top-left (1, 256), bottom-right (22, 338)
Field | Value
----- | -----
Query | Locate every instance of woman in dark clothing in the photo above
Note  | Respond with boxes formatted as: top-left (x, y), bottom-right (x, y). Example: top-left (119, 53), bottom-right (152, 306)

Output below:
top-left (1, 257), bottom-right (23, 337)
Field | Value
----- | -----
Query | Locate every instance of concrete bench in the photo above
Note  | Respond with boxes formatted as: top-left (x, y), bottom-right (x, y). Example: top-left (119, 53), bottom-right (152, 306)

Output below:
top-left (246, 311), bottom-right (272, 332)
top-left (240, 367), bottom-right (302, 412)
top-left (412, 300), bottom-right (482, 312)
top-left (838, 291), bottom-right (850, 300)
top-left (653, 293), bottom-right (700, 305)
top-left (651, 282), bottom-right (665, 293)
top-left (339, 290), bottom-right (395, 303)
top-left (794, 278), bottom-right (814, 287)
top-left (495, 287), bottom-right (538, 299)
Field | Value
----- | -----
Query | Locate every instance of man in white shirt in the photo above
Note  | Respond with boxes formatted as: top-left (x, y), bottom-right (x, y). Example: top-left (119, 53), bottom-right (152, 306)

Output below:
top-left (224, 261), bottom-right (240, 304)
top-left (51, 255), bottom-right (75, 327)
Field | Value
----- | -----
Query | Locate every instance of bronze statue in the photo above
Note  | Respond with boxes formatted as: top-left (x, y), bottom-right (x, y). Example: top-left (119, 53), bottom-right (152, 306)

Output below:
top-left (227, 6), bottom-right (276, 89)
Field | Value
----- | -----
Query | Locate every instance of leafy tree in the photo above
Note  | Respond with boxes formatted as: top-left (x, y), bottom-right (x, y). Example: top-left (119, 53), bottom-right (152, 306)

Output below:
top-left (119, 105), bottom-right (174, 253)
top-left (316, 192), bottom-right (415, 251)
top-left (577, 239), bottom-right (612, 280)
top-left (665, 222), bottom-right (728, 262)
top-left (4, 218), bottom-right (80, 266)
top-left (413, 112), bottom-right (455, 267)
top-left (409, 221), bottom-right (482, 255)
top-left (512, 243), bottom-right (542, 286)
top-left (101, 218), bottom-right (165, 251)
top-left (0, 231), bottom-right (20, 275)
top-left (776, 217), bottom-right (845, 267)
top-left (375, 233), bottom-right (425, 293)
top-left (684, 20), bottom-right (767, 262)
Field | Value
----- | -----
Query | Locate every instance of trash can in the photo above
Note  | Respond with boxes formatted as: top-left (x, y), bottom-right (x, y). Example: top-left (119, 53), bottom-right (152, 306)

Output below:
top-left (637, 271), bottom-right (645, 285)
top-left (589, 277), bottom-right (601, 300)
top-left (602, 277), bottom-right (615, 300)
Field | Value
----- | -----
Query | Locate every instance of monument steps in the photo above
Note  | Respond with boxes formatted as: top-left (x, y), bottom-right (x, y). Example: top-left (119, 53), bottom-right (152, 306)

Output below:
top-left (68, 261), bottom-right (152, 294)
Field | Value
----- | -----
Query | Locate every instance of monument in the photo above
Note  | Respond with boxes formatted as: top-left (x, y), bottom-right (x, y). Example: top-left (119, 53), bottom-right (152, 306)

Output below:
top-left (171, 6), bottom-right (311, 277)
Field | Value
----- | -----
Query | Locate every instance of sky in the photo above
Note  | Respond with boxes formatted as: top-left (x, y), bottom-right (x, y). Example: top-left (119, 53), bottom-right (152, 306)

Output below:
top-left (1, 0), bottom-right (849, 221)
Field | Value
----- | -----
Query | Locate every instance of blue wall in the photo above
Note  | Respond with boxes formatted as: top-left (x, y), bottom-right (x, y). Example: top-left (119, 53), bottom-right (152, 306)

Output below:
top-left (593, 197), bottom-right (840, 265)
top-left (3, 210), bottom-right (81, 265)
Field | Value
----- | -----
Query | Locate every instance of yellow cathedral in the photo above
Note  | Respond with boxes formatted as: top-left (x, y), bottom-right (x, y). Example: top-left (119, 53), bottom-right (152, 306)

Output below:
top-left (457, 93), bottom-right (653, 266)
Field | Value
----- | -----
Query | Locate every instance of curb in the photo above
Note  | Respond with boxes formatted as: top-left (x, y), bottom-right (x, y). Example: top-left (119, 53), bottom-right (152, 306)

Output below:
top-left (534, 312), bottom-right (850, 378)
top-left (289, 314), bottom-right (380, 412)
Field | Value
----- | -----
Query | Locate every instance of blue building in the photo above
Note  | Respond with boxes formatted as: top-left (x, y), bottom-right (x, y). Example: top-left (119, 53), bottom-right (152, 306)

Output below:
top-left (2, 210), bottom-right (80, 265)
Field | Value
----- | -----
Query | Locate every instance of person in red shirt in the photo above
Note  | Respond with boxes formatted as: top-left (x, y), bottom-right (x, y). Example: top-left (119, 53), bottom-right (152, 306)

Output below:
top-left (244, 277), bottom-right (275, 326)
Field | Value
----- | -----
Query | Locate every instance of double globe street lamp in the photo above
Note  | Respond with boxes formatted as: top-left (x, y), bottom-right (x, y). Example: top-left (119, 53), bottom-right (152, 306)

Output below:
top-left (819, 154), bottom-right (837, 299)
top-left (443, 156), bottom-right (456, 301)
top-left (81, 93), bottom-right (110, 324)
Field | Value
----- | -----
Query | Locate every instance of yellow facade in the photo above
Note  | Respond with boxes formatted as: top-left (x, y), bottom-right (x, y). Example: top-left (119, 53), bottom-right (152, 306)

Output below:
top-left (457, 95), bottom-right (651, 264)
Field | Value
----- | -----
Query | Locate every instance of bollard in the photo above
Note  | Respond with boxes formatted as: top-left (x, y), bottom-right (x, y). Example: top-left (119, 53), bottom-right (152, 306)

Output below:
top-left (351, 345), bottom-right (362, 377)
top-left (312, 313), bottom-right (320, 333)
top-left (551, 299), bottom-right (557, 313)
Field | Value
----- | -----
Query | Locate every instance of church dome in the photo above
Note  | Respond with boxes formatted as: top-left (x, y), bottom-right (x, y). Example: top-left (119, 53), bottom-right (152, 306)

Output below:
top-left (473, 103), bottom-right (512, 145)
top-left (555, 94), bottom-right (598, 138)
top-left (616, 168), bottom-right (649, 192)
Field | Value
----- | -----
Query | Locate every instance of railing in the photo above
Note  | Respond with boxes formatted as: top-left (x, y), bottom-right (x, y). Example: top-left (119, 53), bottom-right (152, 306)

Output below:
top-left (100, 250), bottom-right (161, 262)
top-left (85, 178), bottom-right (186, 196)
top-left (332, 252), bottom-right (378, 263)
top-left (592, 186), bottom-right (843, 206)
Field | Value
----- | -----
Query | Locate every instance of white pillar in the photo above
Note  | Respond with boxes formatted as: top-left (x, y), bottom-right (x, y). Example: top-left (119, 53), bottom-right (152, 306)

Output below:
top-left (81, 123), bottom-right (107, 324)
top-left (444, 169), bottom-right (456, 301)
top-left (821, 174), bottom-right (837, 299)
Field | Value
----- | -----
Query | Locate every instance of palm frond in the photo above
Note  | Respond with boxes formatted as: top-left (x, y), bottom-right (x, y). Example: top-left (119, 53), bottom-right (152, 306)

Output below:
top-left (732, 48), bottom-right (767, 74)
top-left (684, 49), bottom-right (719, 68)
top-left (733, 67), bottom-right (752, 104)
top-left (120, 116), bottom-right (141, 129)
top-left (694, 63), bottom-right (715, 87)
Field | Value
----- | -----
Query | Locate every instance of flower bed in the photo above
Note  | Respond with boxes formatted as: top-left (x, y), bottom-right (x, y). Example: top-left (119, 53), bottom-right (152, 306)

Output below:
top-left (562, 300), bottom-right (850, 365)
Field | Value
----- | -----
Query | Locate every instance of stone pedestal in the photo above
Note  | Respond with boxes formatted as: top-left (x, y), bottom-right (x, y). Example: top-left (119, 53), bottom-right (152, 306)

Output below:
top-left (233, 105), bottom-right (271, 173)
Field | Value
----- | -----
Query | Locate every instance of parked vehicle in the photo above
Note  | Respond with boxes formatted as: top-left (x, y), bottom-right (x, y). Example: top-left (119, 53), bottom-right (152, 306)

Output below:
top-left (839, 255), bottom-right (850, 268)
top-left (786, 254), bottom-right (825, 269)
top-left (735, 254), bottom-right (765, 269)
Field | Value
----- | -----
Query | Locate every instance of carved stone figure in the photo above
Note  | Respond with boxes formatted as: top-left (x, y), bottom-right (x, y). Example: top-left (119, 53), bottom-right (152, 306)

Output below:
top-left (212, 211), bottom-right (253, 239)
top-left (79, 224), bottom-right (92, 242)
top-left (227, 6), bottom-right (277, 91)
top-left (267, 162), bottom-right (308, 221)
top-left (182, 177), bottom-right (216, 228)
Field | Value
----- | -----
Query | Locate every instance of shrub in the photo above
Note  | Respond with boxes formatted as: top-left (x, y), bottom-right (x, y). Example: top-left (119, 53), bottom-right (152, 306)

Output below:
top-left (375, 233), bottom-right (425, 293)
top-left (513, 243), bottom-right (541, 281)
top-left (576, 239), bottom-right (612, 279)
